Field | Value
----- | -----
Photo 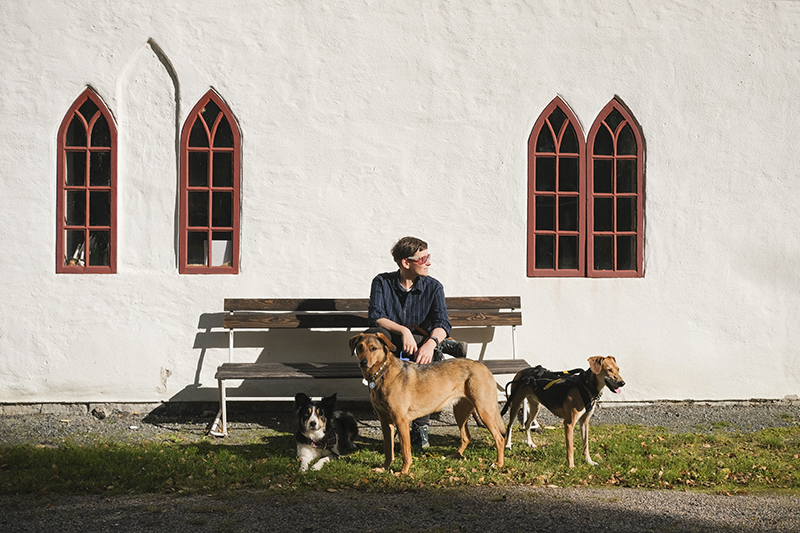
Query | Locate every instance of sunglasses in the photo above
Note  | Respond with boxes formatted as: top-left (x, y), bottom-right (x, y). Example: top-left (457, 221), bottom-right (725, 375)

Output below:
top-left (406, 254), bottom-right (431, 265)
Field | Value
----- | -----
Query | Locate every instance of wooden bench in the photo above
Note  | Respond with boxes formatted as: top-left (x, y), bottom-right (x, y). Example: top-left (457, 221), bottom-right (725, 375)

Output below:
top-left (208, 296), bottom-right (527, 436)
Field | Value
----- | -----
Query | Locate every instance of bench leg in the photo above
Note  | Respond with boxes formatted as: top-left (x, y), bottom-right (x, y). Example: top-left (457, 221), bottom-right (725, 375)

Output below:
top-left (208, 378), bottom-right (228, 437)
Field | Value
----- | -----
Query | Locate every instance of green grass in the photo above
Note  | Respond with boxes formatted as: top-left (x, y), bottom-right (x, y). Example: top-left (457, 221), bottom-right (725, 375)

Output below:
top-left (1, 424), bottom-right (799, 496)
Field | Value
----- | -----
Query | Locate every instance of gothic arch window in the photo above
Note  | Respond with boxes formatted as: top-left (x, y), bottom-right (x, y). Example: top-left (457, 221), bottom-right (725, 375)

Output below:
top-left (527, 96), bottom-right (586, 277)
top-left (179, 90), bottom-right (241, 274)
top-left (586, 98), bottom-right (644, 277)
top-left (56, 88), bottom-right (117, 273)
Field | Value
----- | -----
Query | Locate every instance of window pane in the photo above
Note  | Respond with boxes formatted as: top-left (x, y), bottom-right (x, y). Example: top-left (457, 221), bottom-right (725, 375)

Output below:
top-left (188, 231), bottom-right (208, 265)
top-left (617, 235), bottom-right (636, 270)
top-left (188, 152), bottom-right (209, 187)
top-left (210, 231), bottom-right (233, 266)
top-left (535, 234), bottom-right (555, 269)
top-left (65, 190), bottom-right (86, 226)
top-left (65, 230), bottom-right (85, 266)
top-left (90, 151), bottom-right (111, 186)
top-left (535, 196), bottom-right (555, 231)
top-left (548, 107), bottom-right (566, 134)
top-left (617, 197), bottom-right (637, 232)
top-left (66, 116), bottom-right (86, 146)
top-left (202, 100), bottom-right (221, 126)
top-left (558, 157), bottom-right (578, 192)
top-left (213, 152), bottom-right (233, 187)
top-left (88, 231), bottom-right (110, 266)
top-left (91, 115), bottom-right (111, 147)
top-left (188, 118), bottom-right (209, 147)
top-left (558, 236), bottom-right (578, 270)
top-left (213, 117), bottom-right (234, 148)
top-left (558, 196), bottom-right (578, 231)
top-left (560, 122), bottom-right (579, 154)
top-left (617, 124), bottom-right (636, 155)
top-left (594, 198), bottom-right (613, 232)
top-left (616, 159), bottom-right (636, 193)
top-left (535, 157), bottom-right (556, 191)
top-left (535, 127), bottom-right (555, 153)
top-left (593, 159), bottom-right (613, 193)
top-left (78, 99), bottom-right (99, 122)
top-left (188, 191), bottom-right (208, 227)
top-left (212, 191), bottom-right (233, 228)
top-left (593, 126), bottom-right (613, 155)
top-left (605, 109), bottom-right (624, 133)
top-left (89, 191), bottom-right (111, 227)
top-left (66, 151), bottom-right (86, 186)
top-left (594, 236), bottom-right (614, 270)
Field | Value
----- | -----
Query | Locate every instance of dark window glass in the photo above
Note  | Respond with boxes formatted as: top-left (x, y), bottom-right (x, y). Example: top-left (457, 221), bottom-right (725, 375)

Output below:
top-left (605, 109), bottom-right (624, 133)
top-left (90, 151), bottom-right (111, 186)
top-left (64, 230), bottom-right (85, 266)
top-left (66, 116), bottom-right (86, 146)
top-left (536, 127), bottom-right (556, 153)
top-left (617, 124), bottom-right (636, 155)
top-left (558, 196), bottom-right (578, 231)
top-left (594, 236), bottom-right (614, 270)
top-left (594, 198), bottom-right (613, 232)
top-left (188, 192), bottom-right (208, 227)
top-left (617, 236), bottom-right (636, 270)
top-left (594, 126), bottom-right (613, 155)
top-left (558, 236), bottom-right (579, 270)
top-left (536, 157), bottom-right (556, 191)
top-left (560, 122), bottom-right (579, 154)
top-left (66, 191), bottom-right (86, 226)
top-left (188, 152), bottom-right (209, 187)
top-left (79, 99), bottom-right (99, 122)
top-left (558, 157), bottom-right (578, 192)
top-left (189, 119), bottom-right (209, 147)
top-left (212, 191), bottom-right (233, 228)
top-left (617, 197), bottom-right (637, 232)
top-left (66, 151), bottom-right (86, 186)
top-left (91, 115), bottom-right (111, 147)
top-left (202, 100), bottom-right (221, 126)
top-left (535, 196), bottom-right (555, 231)
top-left (535, 234), bottom-right (555, 269)
top-left (594, 160), bottom-right (613, 193)
top-left (89, 191), bottom-right (111, 227)
top-left (213, 152), bottom-right (233, 187)
top-left (187, 232), bottom-right (207, 265)
top-left (214, 117), bottom-right (234, 148)
top-left (88, 231), bottom-right (110, 266)
top-left (616, 159), bottom-right (636, 193)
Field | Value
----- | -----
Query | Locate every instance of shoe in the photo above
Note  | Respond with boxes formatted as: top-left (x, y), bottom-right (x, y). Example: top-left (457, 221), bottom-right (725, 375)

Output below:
top-left (439, 338), bottom-right (468, 358)
top-left (410, 423), bottom-right (429, 450)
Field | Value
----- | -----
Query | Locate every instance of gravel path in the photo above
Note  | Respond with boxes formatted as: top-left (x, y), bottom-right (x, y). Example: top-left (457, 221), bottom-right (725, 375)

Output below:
top-left (2, 400), bottom-right (800, 532)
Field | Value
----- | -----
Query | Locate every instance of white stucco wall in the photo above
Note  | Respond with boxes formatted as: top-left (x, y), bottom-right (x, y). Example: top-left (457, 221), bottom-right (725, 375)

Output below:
top-left (0, 0), bottom-right (798, 404)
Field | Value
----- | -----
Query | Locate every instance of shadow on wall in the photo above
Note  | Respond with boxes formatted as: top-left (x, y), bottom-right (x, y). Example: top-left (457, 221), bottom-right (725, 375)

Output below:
top-left (166, 313), bottom-right (499, 403)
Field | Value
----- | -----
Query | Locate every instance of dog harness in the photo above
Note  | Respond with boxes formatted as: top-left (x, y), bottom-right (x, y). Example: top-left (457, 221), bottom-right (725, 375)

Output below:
top-left (503, 365), bottom-right (602, 415)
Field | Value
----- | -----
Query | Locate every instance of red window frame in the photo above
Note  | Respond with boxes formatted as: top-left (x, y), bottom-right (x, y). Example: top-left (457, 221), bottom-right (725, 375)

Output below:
top-left (56, 88), bottom-right (117, 274)
top-left (179, 90), bottom-right (241, 274)
top-left (527, 97), bottom-right (644, 278)
top-left (586, 99), bottom-right (644, 278)
top-left (527, 96), bottom-right (586, 277)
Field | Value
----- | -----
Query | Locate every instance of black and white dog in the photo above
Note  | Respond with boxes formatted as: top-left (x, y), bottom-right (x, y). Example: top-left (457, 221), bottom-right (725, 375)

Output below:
top-left (294, 392), bottom-right (358, 472)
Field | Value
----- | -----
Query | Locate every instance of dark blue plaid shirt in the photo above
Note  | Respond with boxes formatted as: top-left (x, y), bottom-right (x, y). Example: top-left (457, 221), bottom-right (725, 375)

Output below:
top-left (368, 271), bottom-right (451, 338)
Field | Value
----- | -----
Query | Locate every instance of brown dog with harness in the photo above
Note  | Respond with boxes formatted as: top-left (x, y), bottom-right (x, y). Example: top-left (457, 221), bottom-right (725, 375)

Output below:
top-left (349, 331), bottom-right (506, 474)
top-left (501, 356), bottom-right (625, 468)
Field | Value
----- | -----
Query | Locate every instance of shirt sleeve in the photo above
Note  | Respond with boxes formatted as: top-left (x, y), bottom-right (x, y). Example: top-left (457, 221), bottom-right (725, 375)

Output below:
top-left (426, 279), bottom-right (451, 336)
top-left (368, 274), bottom-right (388, 326)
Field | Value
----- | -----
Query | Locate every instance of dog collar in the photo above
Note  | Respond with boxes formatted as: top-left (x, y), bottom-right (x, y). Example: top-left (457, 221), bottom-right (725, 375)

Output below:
top-left (300, 432), bottom-right (338, 449)
top-left (362, 359), bottom-right (389, 389)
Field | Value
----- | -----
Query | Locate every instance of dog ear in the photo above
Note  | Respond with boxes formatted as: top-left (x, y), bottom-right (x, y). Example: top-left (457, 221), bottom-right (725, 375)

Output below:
top-left (295, 392), bottom-right (311, 408)
top-left (348, 334), bottom-right (363, 355)
top-left (375, 332), bottom-right (396, 353)
top-left (588, 356), bottom-right (604, 374)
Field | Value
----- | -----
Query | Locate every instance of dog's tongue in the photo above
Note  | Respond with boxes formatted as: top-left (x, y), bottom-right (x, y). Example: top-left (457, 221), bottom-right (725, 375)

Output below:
top-left (613, 388), bottom-right (622, 394)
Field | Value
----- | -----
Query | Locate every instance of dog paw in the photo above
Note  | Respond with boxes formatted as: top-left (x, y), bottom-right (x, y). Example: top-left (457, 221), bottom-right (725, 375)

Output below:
top-left (371, 467), bottom-right (386, 473)
top-left (525, 442), bottom-right (537, 449)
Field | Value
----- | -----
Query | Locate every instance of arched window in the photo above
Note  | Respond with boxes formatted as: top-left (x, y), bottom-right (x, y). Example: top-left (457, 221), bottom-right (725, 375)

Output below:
top-left (586, 98), bottom-right (644, 277)
top-left (179, 90), bottom-right (241, 274)
top-left (56, 88), bottom-right (117, 273)
top-left (527, 96), bottom-right (586, 277)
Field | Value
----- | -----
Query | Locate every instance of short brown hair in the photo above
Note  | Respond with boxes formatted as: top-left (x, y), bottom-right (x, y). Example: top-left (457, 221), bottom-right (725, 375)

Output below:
top-left (391, 236), bottom-right (427, 265)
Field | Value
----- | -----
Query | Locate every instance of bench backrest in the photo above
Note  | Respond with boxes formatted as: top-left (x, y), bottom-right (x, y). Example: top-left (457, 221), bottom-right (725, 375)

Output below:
top-left (223, 297), bottom-right (521, 329)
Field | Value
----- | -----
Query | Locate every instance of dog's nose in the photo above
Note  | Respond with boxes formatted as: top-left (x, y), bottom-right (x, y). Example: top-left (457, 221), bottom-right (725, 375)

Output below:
top-left (359, 359), bottom-right (368, 368)
top-left (309, 421), bottom-right (317, 429)
top-left (619, 380), bottom-right (626, 387)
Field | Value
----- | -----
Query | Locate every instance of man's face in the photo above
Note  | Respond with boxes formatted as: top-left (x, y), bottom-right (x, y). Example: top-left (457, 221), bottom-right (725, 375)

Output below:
top-left (404, 249), bottom-right (431, 276)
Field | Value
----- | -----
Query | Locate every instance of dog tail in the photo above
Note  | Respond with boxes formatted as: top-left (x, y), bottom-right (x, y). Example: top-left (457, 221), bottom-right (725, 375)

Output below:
top-left (499, 378), bottom-right (522, 417)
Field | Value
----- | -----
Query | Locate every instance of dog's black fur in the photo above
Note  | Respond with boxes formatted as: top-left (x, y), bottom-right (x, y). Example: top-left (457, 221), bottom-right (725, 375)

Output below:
top-left (294, 392), bottom-right (358, 472)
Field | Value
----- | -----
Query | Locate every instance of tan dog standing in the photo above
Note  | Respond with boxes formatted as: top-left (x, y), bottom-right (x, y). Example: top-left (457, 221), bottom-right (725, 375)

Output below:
top-left (501, 356), bottom-right (625, 468)
top-left (350, 332), bottom-right (506, 474)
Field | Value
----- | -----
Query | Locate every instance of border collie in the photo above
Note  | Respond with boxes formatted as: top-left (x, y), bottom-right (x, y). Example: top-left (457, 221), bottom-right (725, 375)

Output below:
top-left (294, 392), bottom-right (358, 472)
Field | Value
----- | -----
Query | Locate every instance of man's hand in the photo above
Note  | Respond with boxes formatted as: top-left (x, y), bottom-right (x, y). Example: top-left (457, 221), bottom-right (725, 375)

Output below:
top-left (401, 327), bottom-right (418, 356)
top-left (415, 341), bottom-right (436, 364)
